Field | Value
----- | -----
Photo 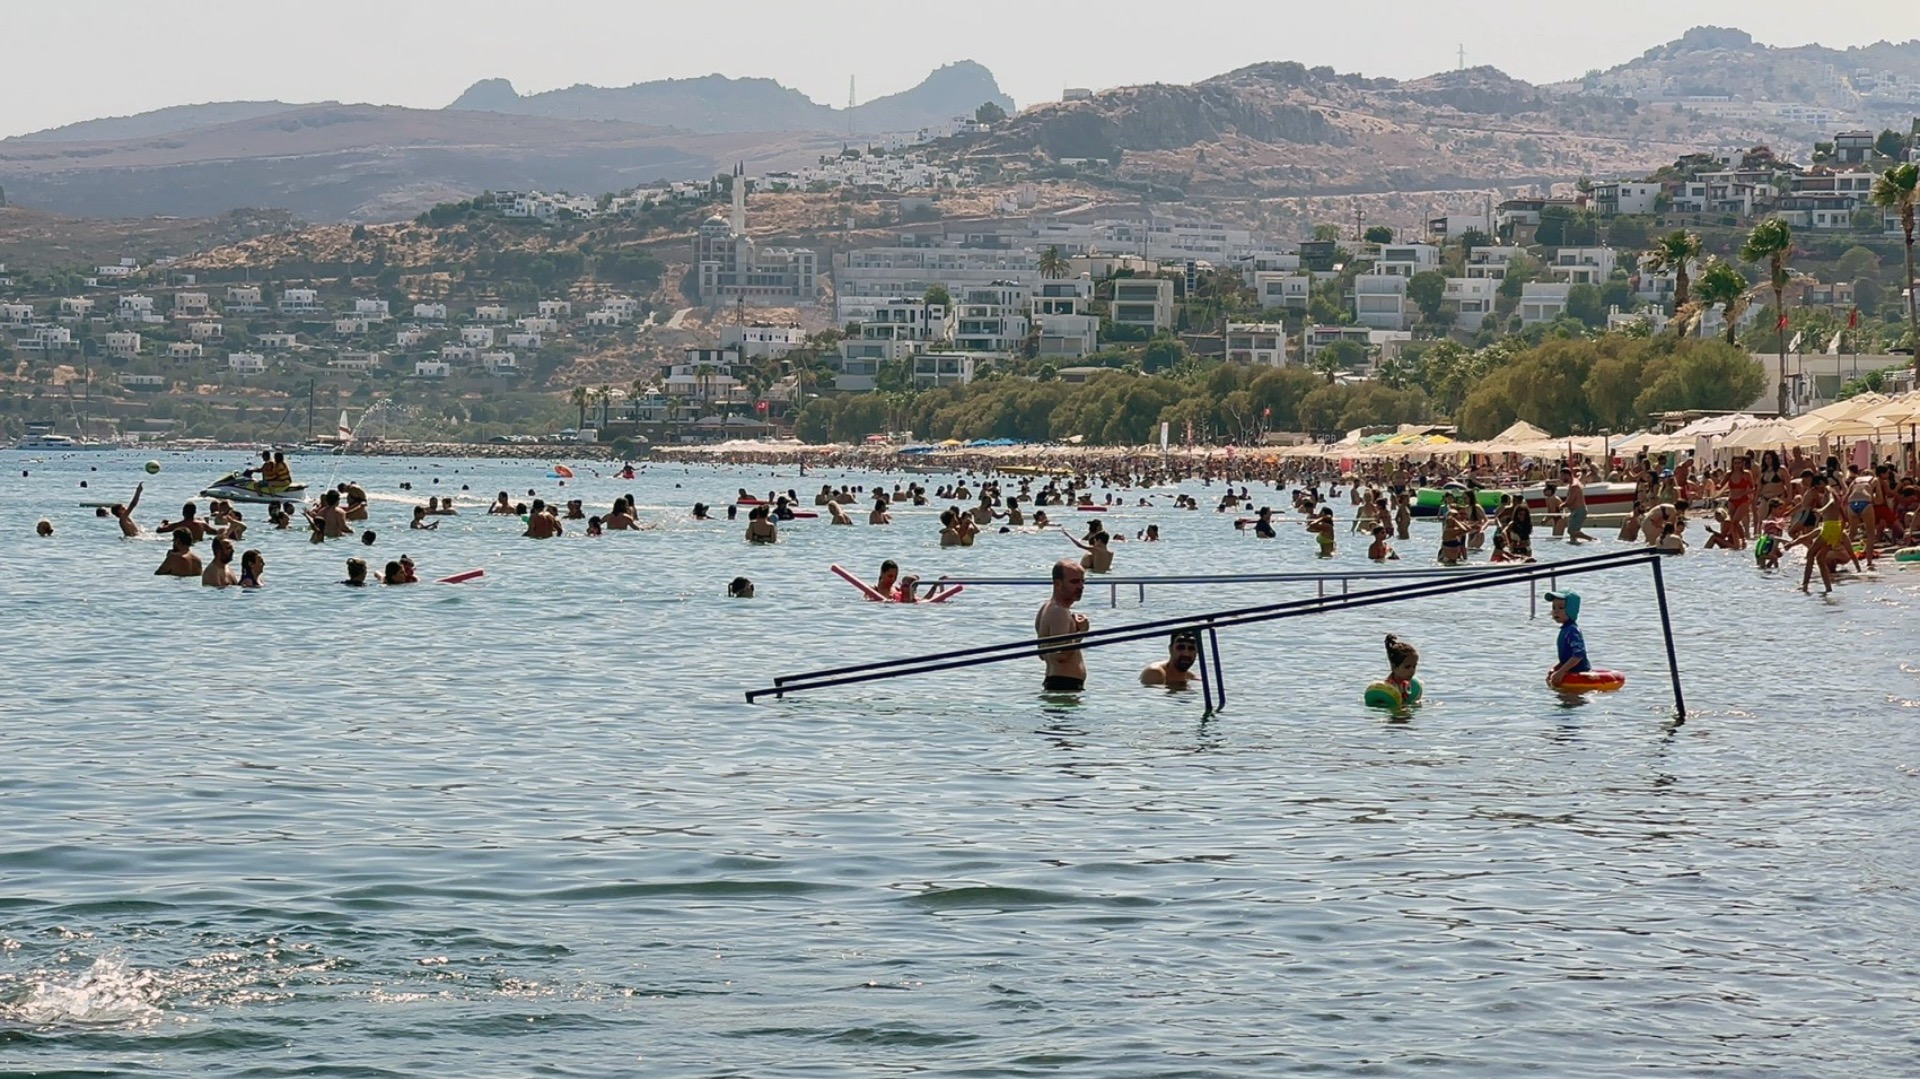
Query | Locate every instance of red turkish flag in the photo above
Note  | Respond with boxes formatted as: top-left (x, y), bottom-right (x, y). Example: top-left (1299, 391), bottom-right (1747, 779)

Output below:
top-left (1848, 307), bottom-right (1860, 328)
top-left (1777, 313), bottom-right (1789, 331)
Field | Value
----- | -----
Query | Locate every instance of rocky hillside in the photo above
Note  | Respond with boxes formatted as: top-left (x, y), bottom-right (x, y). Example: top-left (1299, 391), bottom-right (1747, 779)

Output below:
top-left (11, 101), bottom-right (310, 143)
top-left (0, 105), bottom-right (836, 222)
top-left (1557, 26), bottom-right (1920, 118)
top-left (448, 61), bottom-right (1013, 134)
top-left (961, 60), bottom-right (1769, 199)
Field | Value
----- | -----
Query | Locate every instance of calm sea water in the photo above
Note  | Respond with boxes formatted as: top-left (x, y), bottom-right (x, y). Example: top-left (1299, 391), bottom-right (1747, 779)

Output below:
top-left (2, 450), bottom-right (1918, 1077)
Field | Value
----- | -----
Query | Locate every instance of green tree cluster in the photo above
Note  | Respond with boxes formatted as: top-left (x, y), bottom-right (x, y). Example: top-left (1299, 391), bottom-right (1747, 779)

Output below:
top-left (1455, 336), bottom-right (1766, 438)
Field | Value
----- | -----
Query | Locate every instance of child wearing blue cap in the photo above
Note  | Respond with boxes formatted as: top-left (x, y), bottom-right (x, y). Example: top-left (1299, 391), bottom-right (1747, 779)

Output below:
top-left (1545, 590), bottom-right (1590, 689)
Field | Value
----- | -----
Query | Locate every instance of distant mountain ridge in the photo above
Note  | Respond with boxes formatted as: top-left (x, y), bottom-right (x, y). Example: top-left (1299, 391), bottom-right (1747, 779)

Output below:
top-left (444, 61), bottom-right (1014, 134)
top-left (14, 101), bottom-right (315, 143)
top-left (1556, 25), bottom-right (1920, 116)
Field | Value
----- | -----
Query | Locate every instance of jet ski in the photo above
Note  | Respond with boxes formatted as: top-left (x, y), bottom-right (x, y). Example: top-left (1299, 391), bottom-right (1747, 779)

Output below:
top-left (200, 471), bottom-right (308, 506)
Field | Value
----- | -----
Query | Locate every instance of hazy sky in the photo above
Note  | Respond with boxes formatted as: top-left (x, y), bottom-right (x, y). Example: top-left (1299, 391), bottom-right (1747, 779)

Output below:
top-left (3, 0), bottom-right (1913, 138)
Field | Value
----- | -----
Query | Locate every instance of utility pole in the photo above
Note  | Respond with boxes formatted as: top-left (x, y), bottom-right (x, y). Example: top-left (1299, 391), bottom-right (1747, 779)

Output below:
top-left (1458, 44), bottom-right (1466, 71)
top-left (848, 76), bottom-right (856, 139)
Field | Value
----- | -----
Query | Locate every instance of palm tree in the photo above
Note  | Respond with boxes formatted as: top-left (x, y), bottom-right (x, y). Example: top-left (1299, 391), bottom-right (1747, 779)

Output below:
top-left (596, 383), bottom-right (613, 429)
top-left (1870, 162), bottom-right (1919, 377)
top-left (1740, 218), bottom-right (1794, 414)
top-left (1645, 229), bottom-right (1702, 318)
top-left (1309, 348), bottom-right (1342, 385)
top-left (1038, 246), bottom-right (1071, 280)
top-left (569, 385), bottom-right (588, 430)
top-left (1689, 259), bottom-right (1750, 345)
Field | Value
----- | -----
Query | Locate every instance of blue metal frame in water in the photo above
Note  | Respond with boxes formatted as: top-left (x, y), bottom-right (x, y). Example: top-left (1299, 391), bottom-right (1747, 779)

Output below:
top-left (749, 549), bottom-right (1686, 718)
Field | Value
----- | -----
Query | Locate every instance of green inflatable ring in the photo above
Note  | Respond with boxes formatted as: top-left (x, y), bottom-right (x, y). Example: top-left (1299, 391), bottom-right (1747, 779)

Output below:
top-left (1364, 678), bottom-right (1423, 709)
top-left (1895, 546), bottom-right (1920, 563)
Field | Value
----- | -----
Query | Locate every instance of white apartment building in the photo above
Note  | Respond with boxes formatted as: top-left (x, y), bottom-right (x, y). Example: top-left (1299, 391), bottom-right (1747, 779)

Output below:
top-left (1035, 313), bottom-right (1098, 359)
top-left (1353, 275), bottom-right (1411, 331)
top-left (1425, 213), bottom-right (1491, 243)
top-left (953, 284), bottom-right (1032, 355)
top-left (413, 303), bottom-right (448, 322)
top-left (461, 326), bottom-right (496, 347)
top-left (1550, 247), bottom-right (1617, 285)
top-left (1444, 277), bottom-right (1500, 322)
top-left (105, 331), bottom-right (142, 357)
top-left (228, 352), bottom-right (267, 374)
top-left (1464, 246), bottom-right (1525, 279)
top-left (1110, 278), bottom-right (1175, 332)
top-left (259, 332), bottom-right (298, 350)
top-left (1224, 323), bottom-right (1290, 366)
top-left (721, 323), bottom-right (808, 359)
top-left (1098, 219), bottom-right (1256, 262)
top-left (17, 326), bottom-right (75, 351)
top-left (1591, 181), bottom-right (1661, 217)
top-left (835, 300), bottom-right (954, 390)
top-left (833, 247), bottom-right (1039, 321)
top-left (1252, 272), bottom-right (1312, 311)
top-left (1032, 277), bottom-right (1094, 316)
top-left (665, 349), bottom-right (745, 402)
top-left (1519, 282), bottom-right (1574, 326)
top-left (911, 352), bottom-right (983, 389)
top-left (1373, 245), bottom-right (1441, 278)
top-left (281, 288), bottom-right (321, 313)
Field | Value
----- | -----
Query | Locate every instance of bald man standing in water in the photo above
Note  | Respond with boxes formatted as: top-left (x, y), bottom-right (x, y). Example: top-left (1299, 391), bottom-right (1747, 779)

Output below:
top-left (1035, 559), bottom-right (1089, 692)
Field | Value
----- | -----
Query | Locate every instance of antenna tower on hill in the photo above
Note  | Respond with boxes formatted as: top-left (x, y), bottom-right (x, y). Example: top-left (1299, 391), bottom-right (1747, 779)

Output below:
top-left (1457, 44), bottom-right (1466, 71)
top-left (848, 76), bottom-right (856, 138)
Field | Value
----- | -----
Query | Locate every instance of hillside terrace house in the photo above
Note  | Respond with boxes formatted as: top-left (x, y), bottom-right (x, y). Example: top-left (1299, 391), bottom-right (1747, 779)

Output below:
top-left (601, 296), bottom-right (640, 317)
top-left (414, 361), bottom-right (451, 379)
top-left (331, 352), bottom-right (382, 371)
top-left (259, 332), bottom-right (298, 350)
top-left (280, 288), bottom-right (321, 313)
top-left (1444, 277), bottom-right (1500, 321)
top-left (584, 309), bottom-right (624, 328)
top-left (119, 373), bottom-right (166, 388)
top-left (1775, 193), bottom-right (1862, 230)
top-left (517, 316), bottom-right (559, 334)
top-left (354, 299), bottom-right (390, 321)
top-left (173, 292), bottom-right (210, 317)
top-left (1252, 272), bottom-right (1312, 311)
top-left (1373, 244), bottom-right (1441, 277)
top-left (17, 326), bottom-right (74, 351)
top-left (1353, 275), bottom-right (1412, 332)
top-left (1303, 324), bottom-right (1372, 358)
top-left (1110, 278), bottom-right (1175, 333)
top-left (168, 342), bottom-right (203, 362)
top-left (1032, 277), bottom-right (1098, 360)
top-left (226, 286), bottom-right (265, 313)
top-left (505, 331), bottom-right (543, 350)
top-left (118, 295), bottom-right (158, 322)
top-left (1463, 247), bottom-right (1524, 279)
top-left (394, 329), bottom-right (428, 349)
top-left (832, 246), bottom-right (1037, 322)
top-left (537, 300), bottom-right (572, 319)
top-left (1519, 282), bottom-right (1574, 326)
top-left (96, 262), bottom-right (134, 279)
top-left (1550, 247), bottom-right (1617, 285)
top-left (58, 298), bottom-right (94, 321)
top-left (720, 323), bottom-right (806, 359)
top-left (105, 331), bottom-right (141, 358)
top-left (461, 326), bottom-right (496, 347)
top-left (188, 322), bottom-right (223, 341)
top-left (412, 303), bottom-right (448, 322)
top-left (665, 349), bottom-right (746, 404)
top-left (1425, 213), bottom-right (1491, 243)
top-left (0, 303), bottom-right (33, 325)
top-left (228, 352), bottom-right (266, 374)
top-left (473, 305), bottom-right (510, 322)
top-left (1590, 181), bottom-right (1661, 218)
top-left (1633, 254), bottom-right (1698, 307)
top-left (911, 351), bottom-right (984, 389)
top-left (441, 345), bottom-right (478, 364)
top-left (1224, 323), bottom-right (1289, 366)
top-left (835, 299), bottom-right (955, 391)
top-left (1496, 197), bottom-right (1584, 241)
top-left (479, 351), bottom-right (519, 375)
top-left (1832, 130), bottom-right (1877, 164)
top-left (953, 284), bottom-right (1032, 355)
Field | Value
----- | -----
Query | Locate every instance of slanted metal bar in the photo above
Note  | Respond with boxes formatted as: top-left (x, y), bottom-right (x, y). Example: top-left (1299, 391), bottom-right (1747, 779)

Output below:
top-left (1207, 625), bottom-right (1225, 709)
top-left (1650, 555), bottom-right (1686, 720)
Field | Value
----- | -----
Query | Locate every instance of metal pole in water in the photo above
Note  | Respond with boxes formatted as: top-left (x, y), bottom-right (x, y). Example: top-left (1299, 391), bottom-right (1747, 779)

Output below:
top-left (1207, 625), bottom-right (1226, 708)
top-left (1196, 631), bottom-right (1215, 713)
top-left (1649, 556), bottom-right (1686, 720)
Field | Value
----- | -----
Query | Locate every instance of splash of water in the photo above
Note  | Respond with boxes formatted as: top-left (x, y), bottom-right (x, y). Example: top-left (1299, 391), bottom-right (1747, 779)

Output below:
top-left (1, 955), bottom-right (165, 1028)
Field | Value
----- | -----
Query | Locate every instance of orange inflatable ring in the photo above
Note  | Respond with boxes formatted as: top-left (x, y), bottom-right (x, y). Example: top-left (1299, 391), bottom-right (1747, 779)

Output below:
top-left (1556, 669), bottom-right (1627, 692)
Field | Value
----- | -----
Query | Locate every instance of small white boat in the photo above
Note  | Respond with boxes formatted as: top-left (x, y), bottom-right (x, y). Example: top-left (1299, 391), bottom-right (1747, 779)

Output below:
top-left (200, 471), bottom-right (308, 506)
